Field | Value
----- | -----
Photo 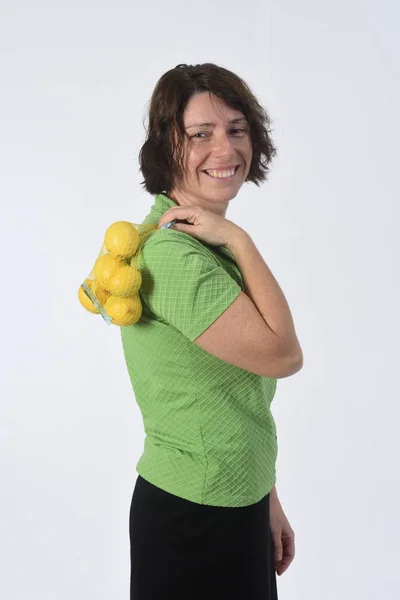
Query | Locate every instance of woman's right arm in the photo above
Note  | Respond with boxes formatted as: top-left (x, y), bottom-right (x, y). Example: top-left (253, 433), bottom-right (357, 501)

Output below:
top-left (193, 228), bottom-right (303, 379)
top-left (157, 204), bottom-right (303, 378)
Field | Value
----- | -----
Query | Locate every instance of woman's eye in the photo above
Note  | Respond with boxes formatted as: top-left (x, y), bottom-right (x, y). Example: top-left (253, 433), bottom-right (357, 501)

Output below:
top-left (191, 129), bottom-right (247, 139)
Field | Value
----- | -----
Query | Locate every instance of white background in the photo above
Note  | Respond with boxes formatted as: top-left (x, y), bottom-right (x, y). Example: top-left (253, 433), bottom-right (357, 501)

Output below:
top-left (1, 1), bottom-right (399, 598)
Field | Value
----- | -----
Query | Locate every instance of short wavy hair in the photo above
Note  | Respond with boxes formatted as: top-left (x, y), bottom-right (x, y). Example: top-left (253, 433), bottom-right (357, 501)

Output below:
top-left (138, 63), bottom-right (278, 196)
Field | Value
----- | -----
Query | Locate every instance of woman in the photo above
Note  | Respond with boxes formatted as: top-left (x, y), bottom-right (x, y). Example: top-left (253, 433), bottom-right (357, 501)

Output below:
top-left (121, 63), bottom-right (303, 599)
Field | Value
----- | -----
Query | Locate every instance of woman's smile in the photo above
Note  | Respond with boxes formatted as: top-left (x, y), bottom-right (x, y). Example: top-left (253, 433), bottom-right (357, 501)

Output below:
top-left (201, 164), bottom-right (241, 181)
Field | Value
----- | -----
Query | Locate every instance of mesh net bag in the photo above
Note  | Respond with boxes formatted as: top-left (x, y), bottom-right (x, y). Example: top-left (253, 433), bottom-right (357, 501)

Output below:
top-left (78, 219), bottom-right (176, 326)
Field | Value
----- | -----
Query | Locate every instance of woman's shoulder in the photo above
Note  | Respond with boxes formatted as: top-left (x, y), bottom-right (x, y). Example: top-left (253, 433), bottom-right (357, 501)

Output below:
top-left (141, 228), bottom-right (220, 265)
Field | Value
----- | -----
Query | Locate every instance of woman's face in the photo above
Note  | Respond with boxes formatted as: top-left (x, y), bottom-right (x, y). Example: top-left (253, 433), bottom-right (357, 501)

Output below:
top-left (169, 92), bottom-right (253, 213)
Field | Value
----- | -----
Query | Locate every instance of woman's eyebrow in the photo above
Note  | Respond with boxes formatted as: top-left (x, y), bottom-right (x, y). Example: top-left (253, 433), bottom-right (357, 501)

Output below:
top-left (185, 117), bottom-right (247, 130)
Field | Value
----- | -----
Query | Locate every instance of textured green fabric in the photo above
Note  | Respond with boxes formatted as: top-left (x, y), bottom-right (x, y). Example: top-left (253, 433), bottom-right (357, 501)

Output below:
top-left (120, 193), bottom-right (278, 507)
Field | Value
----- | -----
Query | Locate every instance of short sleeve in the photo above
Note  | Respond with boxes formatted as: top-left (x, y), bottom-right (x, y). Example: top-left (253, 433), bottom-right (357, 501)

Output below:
top-left (139, 231), bottom-right (242, 341)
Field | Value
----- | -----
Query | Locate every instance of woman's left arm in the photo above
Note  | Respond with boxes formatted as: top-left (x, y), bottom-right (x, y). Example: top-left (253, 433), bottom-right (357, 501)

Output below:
top-left (270, 485), bottom-right (296, 576)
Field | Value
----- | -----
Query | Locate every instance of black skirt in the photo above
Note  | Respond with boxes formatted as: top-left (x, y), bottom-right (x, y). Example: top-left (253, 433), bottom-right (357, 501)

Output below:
top-left (129, 475), bottom-right (278, 600)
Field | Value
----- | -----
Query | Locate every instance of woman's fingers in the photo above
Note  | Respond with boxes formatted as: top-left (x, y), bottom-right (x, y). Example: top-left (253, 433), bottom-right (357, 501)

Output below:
top-left (157, 207), bottom-right (189, 229)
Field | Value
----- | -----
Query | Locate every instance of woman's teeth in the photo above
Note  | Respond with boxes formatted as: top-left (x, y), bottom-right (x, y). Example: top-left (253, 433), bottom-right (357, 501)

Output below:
top-left (204, 167), bottom-right (237, 179)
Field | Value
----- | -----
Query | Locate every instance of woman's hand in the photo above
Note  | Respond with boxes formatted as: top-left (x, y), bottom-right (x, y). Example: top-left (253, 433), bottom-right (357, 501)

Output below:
top-left (157, 204), bottom-right (244, 249)
top-left (270, 490), bottom-right (295, 576)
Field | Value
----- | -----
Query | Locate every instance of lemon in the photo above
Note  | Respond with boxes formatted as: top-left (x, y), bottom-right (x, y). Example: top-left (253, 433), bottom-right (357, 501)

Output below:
top-left (91, 280), bottom-right (111, 305)
top-left (104, 221), bottom-right (140, 259)
top-left (78, 279), bottom-right (99, 314)
top-left (93, 254), bottom-right (126, 291)
top-left (106, 265), bottom-right (142, 297)
top-left (104, 295), bottom-right (142, 326)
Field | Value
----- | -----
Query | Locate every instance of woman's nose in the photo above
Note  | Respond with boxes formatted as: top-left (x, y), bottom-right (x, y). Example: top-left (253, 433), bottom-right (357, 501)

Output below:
top-left (213, 133), bottom-right (236, 154)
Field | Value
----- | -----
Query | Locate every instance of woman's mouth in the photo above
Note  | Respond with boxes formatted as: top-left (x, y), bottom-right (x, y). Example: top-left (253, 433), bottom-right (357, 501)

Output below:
top-left (202, 165), bottom-right (240, 180)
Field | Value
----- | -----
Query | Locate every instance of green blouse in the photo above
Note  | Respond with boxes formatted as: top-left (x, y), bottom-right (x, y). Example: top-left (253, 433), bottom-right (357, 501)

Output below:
top-left (120, 193), bottom-right (278, 507)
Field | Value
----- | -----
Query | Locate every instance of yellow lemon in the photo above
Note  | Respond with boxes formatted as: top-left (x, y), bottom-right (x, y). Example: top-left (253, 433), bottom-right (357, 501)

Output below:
top-left (104, 221), bottom-right (140, 259)
top-left (91, 280), bottom-right (111, 306)
top-left (78, 279), bottom-right (99, 314)
top-left (93, 254), bottom-right (126, 291)
top-left (104, 295), bottom-right (142, 326)
top-left (106, 265), bottom-right (142, 297)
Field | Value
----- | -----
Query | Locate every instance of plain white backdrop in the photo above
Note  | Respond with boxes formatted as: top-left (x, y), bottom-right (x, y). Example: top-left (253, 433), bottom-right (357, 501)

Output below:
top-left (1, 1), bottom-right (399, 598)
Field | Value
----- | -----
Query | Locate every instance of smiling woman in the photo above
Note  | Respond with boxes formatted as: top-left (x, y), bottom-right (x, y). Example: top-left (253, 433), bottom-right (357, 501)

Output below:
top-left (124, 63), bottom-right (282, 600)
top-left (139, 62), bottom-right (277, 200)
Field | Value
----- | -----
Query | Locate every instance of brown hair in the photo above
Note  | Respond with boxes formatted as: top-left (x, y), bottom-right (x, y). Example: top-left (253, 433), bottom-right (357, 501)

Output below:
top-left (138, 63), bottom-right (278, 195)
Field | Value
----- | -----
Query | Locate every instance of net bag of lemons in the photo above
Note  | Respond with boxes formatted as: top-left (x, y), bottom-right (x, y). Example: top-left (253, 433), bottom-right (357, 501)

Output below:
top-left (78, 220), bottom-right (161, 326)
